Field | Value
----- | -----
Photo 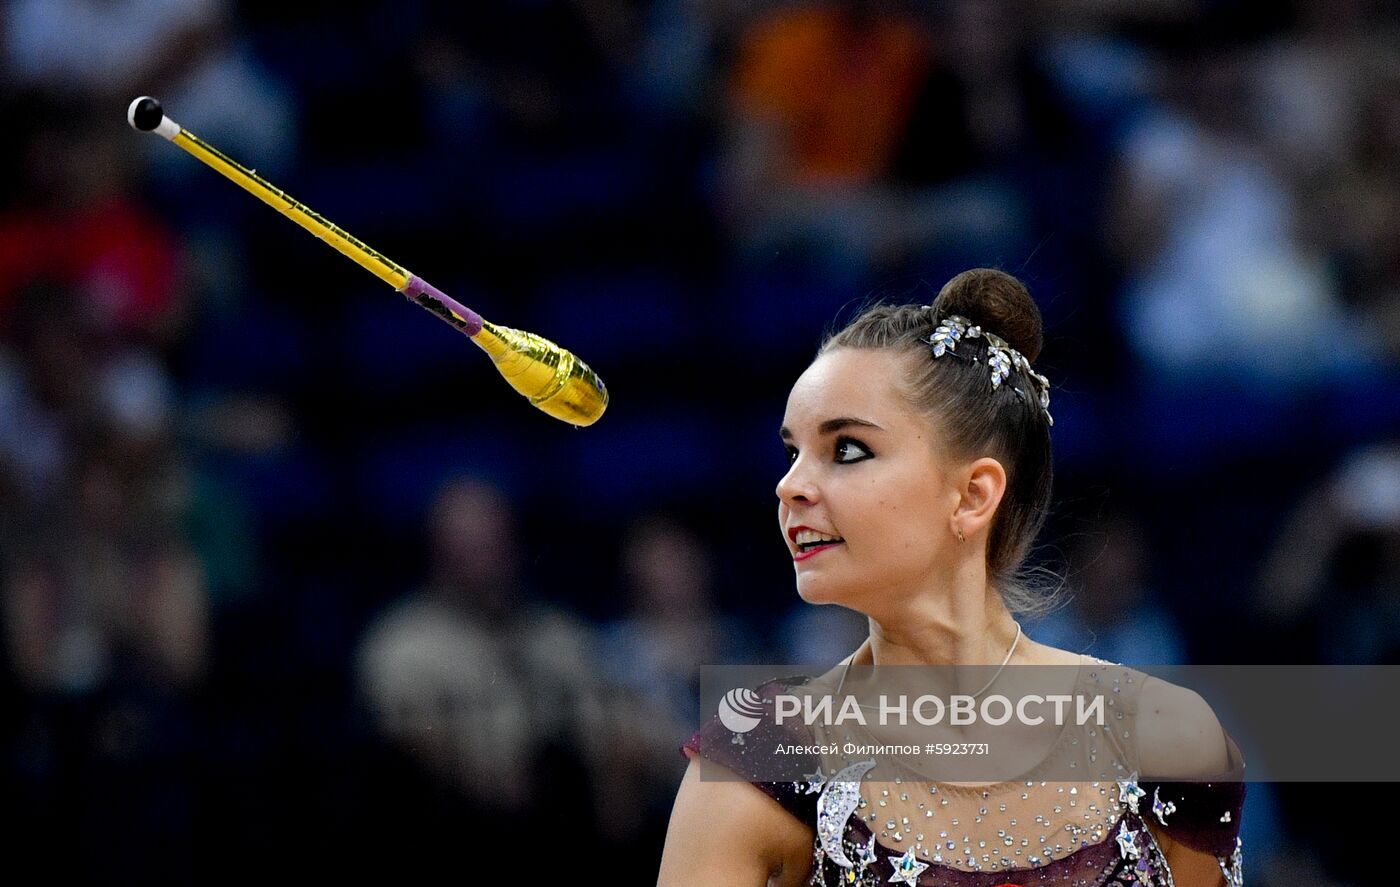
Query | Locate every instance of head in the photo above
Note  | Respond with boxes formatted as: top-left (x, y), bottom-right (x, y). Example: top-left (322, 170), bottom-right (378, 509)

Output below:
top-left (427, 474), bottom-right (521, 616)
top-left (776, 268), bottom-right (1056, 618)
top-left (621, 513), bottom-right (714, 619)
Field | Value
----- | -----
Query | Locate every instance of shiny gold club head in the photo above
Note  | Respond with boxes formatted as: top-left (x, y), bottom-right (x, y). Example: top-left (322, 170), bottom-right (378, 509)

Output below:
top-left (471, 321), bottom-right (609, 427)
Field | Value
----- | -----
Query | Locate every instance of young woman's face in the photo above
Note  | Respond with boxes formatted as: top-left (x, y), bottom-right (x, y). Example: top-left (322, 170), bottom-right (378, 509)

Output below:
top-left (777, 348), bottom-right (959, 607)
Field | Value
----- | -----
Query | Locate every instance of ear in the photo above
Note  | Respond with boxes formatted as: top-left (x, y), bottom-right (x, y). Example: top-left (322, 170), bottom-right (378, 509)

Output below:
top-left (952, 457), bottom-right (1007, 539)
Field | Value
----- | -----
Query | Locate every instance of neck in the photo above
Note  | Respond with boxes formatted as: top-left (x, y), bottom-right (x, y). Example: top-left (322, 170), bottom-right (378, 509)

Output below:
top-left (859, 610), bottom-right (1021, 671)
top-left (833, 586), bottom-right (1022, 714)
top-left (855, 578), bottom-right (1021, 668)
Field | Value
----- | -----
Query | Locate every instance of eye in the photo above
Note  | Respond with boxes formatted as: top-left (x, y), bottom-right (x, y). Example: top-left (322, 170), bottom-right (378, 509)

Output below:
top-left (783, 438), bottom-right (872, 466)
top-left (835, 438), bottom-right (871, 463)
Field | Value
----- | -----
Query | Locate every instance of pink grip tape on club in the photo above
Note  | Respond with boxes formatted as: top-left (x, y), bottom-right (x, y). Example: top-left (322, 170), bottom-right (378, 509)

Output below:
top-left (400, 275), bottom-right (484, 337)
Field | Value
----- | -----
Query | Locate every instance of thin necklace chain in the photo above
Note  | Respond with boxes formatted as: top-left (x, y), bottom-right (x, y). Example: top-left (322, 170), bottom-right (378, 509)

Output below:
top-left (835, 622), bottom-right (1023, 703)
top-left (973, 622), bottom-right (1021, 697)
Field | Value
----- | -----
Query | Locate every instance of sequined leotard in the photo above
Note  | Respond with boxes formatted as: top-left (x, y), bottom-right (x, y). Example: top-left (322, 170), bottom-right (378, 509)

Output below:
top-left (681, 656), bottom-right (1245, 886)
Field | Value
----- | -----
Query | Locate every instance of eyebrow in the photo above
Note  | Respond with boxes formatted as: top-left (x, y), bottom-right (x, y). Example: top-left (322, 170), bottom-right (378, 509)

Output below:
top-left (779, 417), bottom-right (884, 440)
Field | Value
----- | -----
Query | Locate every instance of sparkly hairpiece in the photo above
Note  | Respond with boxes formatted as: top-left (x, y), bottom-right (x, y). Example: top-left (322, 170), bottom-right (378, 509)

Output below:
top-left (922, 311), bottom-right (1054, 427)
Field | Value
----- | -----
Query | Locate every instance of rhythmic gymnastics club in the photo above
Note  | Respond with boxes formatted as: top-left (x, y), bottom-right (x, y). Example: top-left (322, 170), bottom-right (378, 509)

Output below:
top-left (126, 96), bottom-right (608, 427)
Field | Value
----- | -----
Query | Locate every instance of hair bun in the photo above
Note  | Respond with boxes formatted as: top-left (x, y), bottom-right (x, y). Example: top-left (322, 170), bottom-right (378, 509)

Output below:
top-left (930, 268), bottom-right (1043, 363)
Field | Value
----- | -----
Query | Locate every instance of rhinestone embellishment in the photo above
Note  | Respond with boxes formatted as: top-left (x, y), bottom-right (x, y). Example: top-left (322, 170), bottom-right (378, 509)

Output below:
top-left (816, 760), bottom-right (878, 868)
top-left (1116, 773), bottom-right (1147, 815)
top-left (922, 312), bottom-right (1054, 426)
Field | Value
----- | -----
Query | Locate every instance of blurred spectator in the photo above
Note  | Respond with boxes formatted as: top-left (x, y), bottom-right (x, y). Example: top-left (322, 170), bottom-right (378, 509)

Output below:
top-left (718, 0), bottom-right (928, 272)
top-left (0, 307), bottom-right (78, 501)
top-left (5, 0), bottom-right (297, 176)
top-left (716, 0), bottom-right (1051, 280)
top-left (600, 512), bottom-right (761, 728)
top-left (1289, 57), bottom-right (1400, 362)
top-left (3, 444), bottom-right (206, 688)
top-left (355, 474), bottom-right (607, 812)
top-left (0, 283), bottom-right (209, 878)
top-left (1254, 441), bottom-right (1400, 663)
top-left (1108, 41), bottom-right (1390, 386)
top-left (5, 0), bottom-right (222, 95)
top-left (3, 551), bottom-right (111, 694)
top-left (1246, 439), bottom-right (1400, 884)
top-left (729, 1), bottom-right (930, 187)
top-left (0, 104), bottom-right (183, 344)
top-left (588, 512), bottom-right (766, 844)
top-left (0, 273), bottom-right (203, 695)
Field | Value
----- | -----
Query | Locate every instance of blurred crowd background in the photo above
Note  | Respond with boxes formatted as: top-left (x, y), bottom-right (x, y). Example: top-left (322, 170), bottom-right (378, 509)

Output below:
top-left (2, 0), bottom-right (1397, 883)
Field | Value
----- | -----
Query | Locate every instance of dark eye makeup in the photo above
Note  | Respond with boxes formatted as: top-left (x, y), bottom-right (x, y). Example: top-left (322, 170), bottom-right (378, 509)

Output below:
top-left (835, 438), bottom-right (871, 461)
top-left (785, 436), bottom-right (872, 464)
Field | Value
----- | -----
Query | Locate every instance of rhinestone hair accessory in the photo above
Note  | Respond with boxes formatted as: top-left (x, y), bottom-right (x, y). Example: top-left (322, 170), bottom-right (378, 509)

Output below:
top-left (922, 311), bottom-right (1054, 427)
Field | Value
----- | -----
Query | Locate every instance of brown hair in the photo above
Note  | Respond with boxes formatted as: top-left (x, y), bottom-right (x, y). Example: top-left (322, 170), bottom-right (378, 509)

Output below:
top-left (818, 268), bottom-right (1060, 616)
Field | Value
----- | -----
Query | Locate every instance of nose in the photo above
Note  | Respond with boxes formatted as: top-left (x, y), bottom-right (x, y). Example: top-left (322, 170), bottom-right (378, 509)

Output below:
top-left (775, 458), bottom-right (815, 504)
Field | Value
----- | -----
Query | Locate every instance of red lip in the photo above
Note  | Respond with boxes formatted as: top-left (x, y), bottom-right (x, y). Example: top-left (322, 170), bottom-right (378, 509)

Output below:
top-left (794, 541), bottom-right (842, 561)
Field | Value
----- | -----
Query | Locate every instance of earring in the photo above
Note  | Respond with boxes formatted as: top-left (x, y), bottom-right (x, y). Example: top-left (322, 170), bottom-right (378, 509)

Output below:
top-left (956, 527), bottom-right (966, 543)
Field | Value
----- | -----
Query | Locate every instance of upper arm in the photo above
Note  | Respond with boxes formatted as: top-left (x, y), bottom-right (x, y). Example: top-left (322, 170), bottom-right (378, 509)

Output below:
top-left (656, 750), bottom-right (815, 887)
top-left (1136, 678), bottom-right (1235, 887)
top-left (1144, 826), bottom-right (1229, 887)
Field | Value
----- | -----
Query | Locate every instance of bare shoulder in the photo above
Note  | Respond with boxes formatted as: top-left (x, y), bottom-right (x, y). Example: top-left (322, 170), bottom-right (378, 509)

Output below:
top-left (656, 751), bottom-right (815, 887)
top-left (1136, 674), bottom-right (1230, 779)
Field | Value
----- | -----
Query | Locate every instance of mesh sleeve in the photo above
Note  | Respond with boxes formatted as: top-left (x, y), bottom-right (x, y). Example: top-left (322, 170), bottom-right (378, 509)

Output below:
top-left (1138, 728), bottom-right (1246, 858)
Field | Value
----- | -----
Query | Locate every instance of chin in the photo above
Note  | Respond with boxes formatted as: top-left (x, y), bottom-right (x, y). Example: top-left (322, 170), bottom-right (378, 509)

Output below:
top-left (795, 577), bottom-right (849, 606)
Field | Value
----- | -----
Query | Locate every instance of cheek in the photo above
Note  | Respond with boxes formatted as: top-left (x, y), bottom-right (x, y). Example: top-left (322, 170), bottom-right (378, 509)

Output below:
top-left (857, 474), bottom-right (939, 551)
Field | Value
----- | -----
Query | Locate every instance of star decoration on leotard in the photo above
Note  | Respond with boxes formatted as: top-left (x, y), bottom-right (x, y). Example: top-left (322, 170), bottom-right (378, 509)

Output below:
top-left (1115, 820), bottom-right (1141, 861)
top-left (803, 766), bottom-right (827, 794)
top-left (887, 848), bottom-right (930, 885)
top-left (1151, 786), bottom-right (1177, 826)
top-left (1116, 773), bottom-right (1147, 814)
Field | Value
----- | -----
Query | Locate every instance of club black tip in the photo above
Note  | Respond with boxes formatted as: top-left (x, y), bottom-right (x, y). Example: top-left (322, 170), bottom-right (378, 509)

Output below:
top-left (127, 96), bottom-right (164, 132)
